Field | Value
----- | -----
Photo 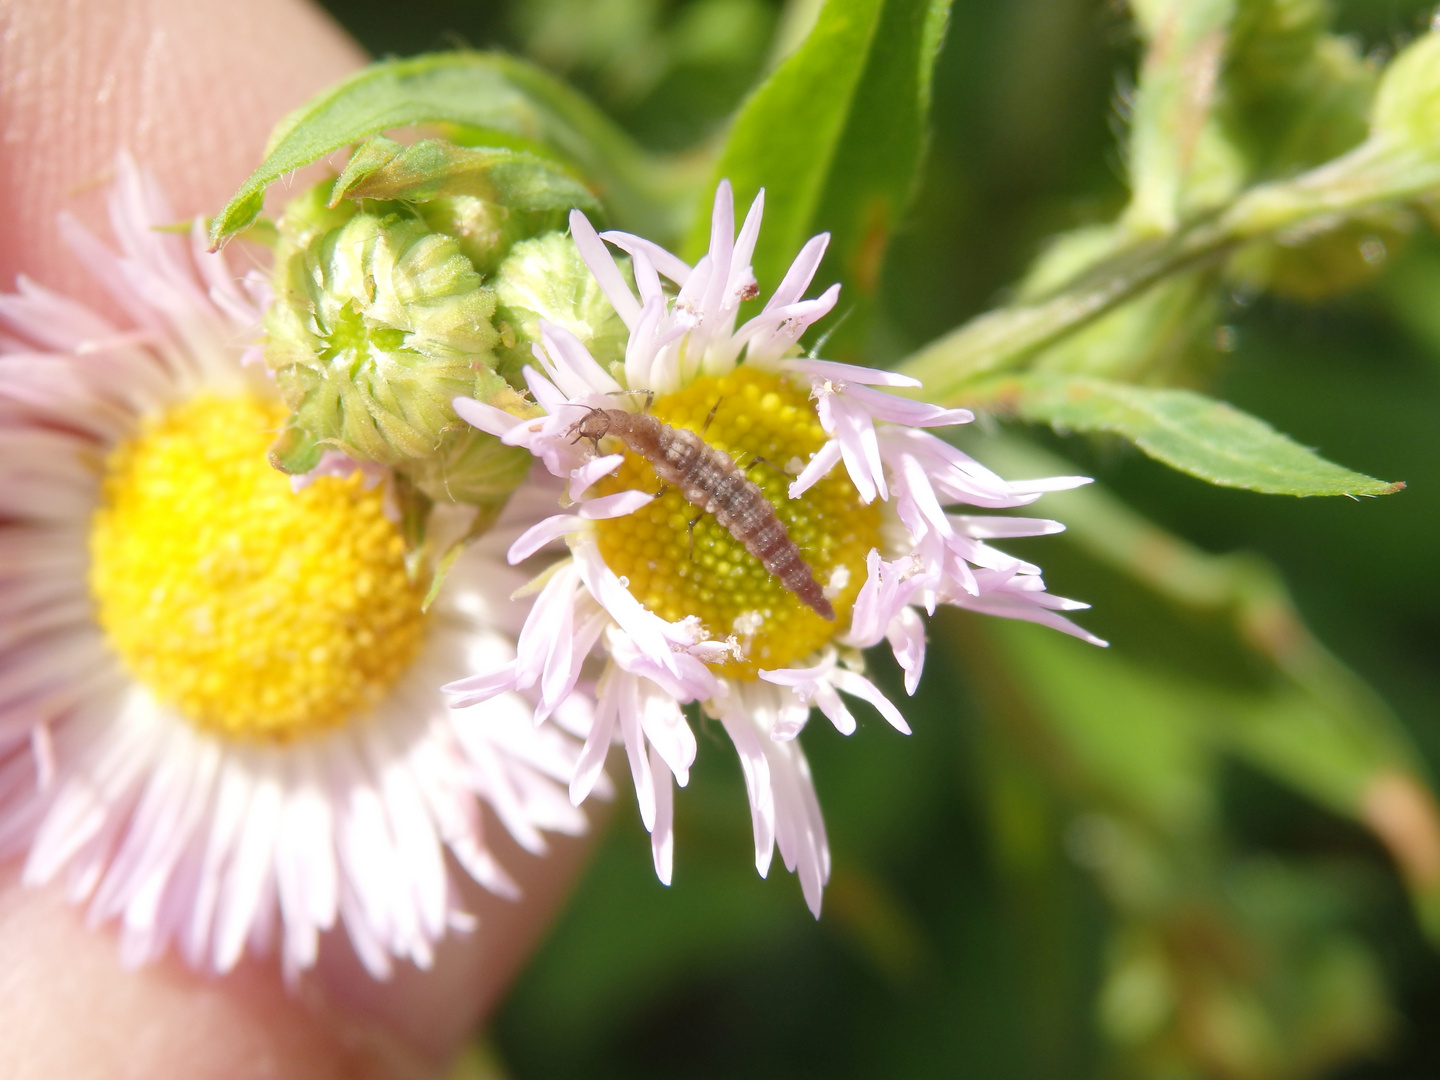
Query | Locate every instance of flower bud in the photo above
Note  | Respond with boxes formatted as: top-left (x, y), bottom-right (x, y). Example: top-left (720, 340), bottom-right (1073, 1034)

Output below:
top-left (491, 231), bottom-right (631, 380)
top-left (265, 181), bottom-right (530, 507)
top-left (1371, 32), bottom-right (1440, 156)
top-left (263, 136), bottom-right (615, 513)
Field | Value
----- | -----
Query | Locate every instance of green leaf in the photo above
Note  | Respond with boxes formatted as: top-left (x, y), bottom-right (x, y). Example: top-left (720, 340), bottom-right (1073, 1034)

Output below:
top-left (210, 51), bottom-right (695, 249)
top-left (328, 137), bottom-right (601, 216)
top-left (969, 618), bottom-right (1216, 834)
top-left (694, 0), bottom-right (951, 325)
top-left (948, 441), bottom-right (1440, 934)
top-left (965, 374), bottom-right (1402, 496)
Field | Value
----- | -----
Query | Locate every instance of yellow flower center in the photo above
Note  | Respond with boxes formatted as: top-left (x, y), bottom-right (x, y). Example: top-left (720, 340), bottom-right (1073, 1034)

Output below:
top-left (89, 393), bottom-right (425, 741)
top-left (594, 367), bottom-right (881, 677)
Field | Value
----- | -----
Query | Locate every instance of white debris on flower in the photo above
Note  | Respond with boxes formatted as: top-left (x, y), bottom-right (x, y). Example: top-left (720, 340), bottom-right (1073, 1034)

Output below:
top-left (447, 181), bottom-right (1104, 916)
top-left (0, 160), bottom-right (601, 983)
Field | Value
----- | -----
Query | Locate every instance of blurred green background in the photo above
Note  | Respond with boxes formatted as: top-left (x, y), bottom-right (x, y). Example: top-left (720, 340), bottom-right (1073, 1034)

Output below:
top-left (312, 1), bottom-right (1440, 1076)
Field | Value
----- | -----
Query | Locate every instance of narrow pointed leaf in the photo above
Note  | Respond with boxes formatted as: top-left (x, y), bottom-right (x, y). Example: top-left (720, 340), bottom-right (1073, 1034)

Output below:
top-left (694, 0), bottom-right (951, 322)
top-left (210, 51), bottom-right (692, 248)
top-left (965, 374), bottom-right (1402, 496)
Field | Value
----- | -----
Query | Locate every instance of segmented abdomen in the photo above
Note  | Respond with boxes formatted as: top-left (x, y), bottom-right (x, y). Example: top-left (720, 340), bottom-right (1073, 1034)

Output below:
top-left (602, 410), bottom-right (835, 621)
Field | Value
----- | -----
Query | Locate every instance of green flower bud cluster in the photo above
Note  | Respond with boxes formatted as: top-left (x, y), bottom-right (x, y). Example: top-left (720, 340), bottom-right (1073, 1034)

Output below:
top-left (263, 136), bottom-right (632, 518)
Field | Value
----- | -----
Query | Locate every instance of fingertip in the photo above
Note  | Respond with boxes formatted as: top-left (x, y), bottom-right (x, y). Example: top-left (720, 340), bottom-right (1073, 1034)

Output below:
top-left (0, 867), bottom-right (432, 1079)
top-left (0, 0), bottom-right (366, 313)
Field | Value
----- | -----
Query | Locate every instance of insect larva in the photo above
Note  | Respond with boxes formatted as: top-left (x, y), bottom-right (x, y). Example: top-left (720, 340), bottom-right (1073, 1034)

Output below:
top-left (570, 407), bottom-right (836, 621)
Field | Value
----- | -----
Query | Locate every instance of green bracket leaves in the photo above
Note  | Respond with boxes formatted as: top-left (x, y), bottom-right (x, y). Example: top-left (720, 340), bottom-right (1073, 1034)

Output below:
top-left (210, 51), bottom-right (694, 249)
top-left (964, 375), bottom-right (1402, 497)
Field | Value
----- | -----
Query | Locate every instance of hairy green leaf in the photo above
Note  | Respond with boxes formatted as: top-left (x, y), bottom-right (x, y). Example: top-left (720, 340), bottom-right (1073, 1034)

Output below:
top-left (965, 374), bottom-right (1402, 496)
top-left (210, 51), bottom-right (694, 248)
top-left (694, 0), bottom-right (951, 328)
top-left (328, 137), bottom-right (601, 215)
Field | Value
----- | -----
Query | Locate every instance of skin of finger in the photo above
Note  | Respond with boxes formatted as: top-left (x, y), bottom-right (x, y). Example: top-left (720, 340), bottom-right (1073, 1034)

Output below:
top-left (0, 0), bottom-right (364, 319)
top-left (0, 866), bottom-right (432, 1080)
top-left (0, 0), bottom-right (602, 1073)
top-left (0, 821), bottom-right (602, 1079)
top-left (306, 812), bottom-right (607, 1057)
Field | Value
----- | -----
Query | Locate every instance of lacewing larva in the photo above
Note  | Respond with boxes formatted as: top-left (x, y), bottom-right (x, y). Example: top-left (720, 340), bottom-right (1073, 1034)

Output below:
top-left (569, 406), bottom-right (836, 621)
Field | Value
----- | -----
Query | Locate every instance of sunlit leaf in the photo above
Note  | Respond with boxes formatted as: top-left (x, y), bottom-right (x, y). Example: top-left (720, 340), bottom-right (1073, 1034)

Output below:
top-left (694, 0), bottom-right (951, 326)
top-left (964, 374), bottom-right (1402, 496)
top-left (327, 136), bottom-right (600, 216)
top-left (210, 51), bottom-right (695, 248)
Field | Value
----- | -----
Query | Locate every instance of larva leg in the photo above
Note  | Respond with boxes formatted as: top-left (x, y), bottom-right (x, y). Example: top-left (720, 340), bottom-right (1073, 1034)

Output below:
top-left (701, 398), bottom-right (722, 434)
top-left (742, 454), bottom-right (788, 480)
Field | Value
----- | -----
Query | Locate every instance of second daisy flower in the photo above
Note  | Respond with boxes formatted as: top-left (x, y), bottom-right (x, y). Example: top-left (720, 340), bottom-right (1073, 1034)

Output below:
top-left (448, 182), bottom-right (1104, 913)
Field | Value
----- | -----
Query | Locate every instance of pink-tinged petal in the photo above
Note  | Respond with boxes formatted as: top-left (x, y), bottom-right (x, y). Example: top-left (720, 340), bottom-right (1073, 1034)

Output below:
top-left (766, 233), bottom-right (831, 311)
top-left (830, 669), bottom-right (912, 735)
top-left (0, 275), bottom-right (124, 352)
top-left (507, 515), bottom-right (584, 564)
top-left (843, 550), bottom-right (888, 646)
top-left (605, 624), bottom-right (719, 704)
top-left (766, 736), bottom-right (829, 917)
top-left (788, 438), bottom-right (843, 499)
top-left (513, 564), bottom-right (583, 686)
top-left (570, 454), bottom-right (625, 499)
top-left (951, 514), bottom-right (1066, 539)
top-left (826, 395), bottom-right (886, 502)
top-left (674, 253), bottom-right (712, 311)
top-left (715, 707), bottom-right (776, 876)
top-left (536, 584), bottom-right (580, 720)
top-left (757, 655), bottom-right (836, 687)
top-left (212, 773), bottom-right (282, 973)
top-left (443, 660), bottom-right (521, 706)
top-left (971, 598), bottom-right (1108, 646)
top-left (452, 396), bottom-right (525, 437)
top-left (622, 297), bottom-right (667, 390)
top-left (520, 364), bottom-right (572, 416)
top-left (599, 231), bottom-right (693, 285)
top-left (836, 382), bottom-right (973, 427)
top-left (738, 288), bottom-right (840, 362)
top-left (812, 682), bottom-right (857, 735)
top-left (649, 746), bottom-right (675, 885)
top-left (729, 189), bottom-right (765, 295)
top-left (616, 675), bottom-right (657, 830)
top-left (573, 541), bottom-right (684, 680)
top-left (570, 672), bottom-right (620, 806)
top-left (537, 321), bottom-right (623, 399)
top-left (570, 210), bottom-right (641, 327)
top-left (888, 606), bottom-right (927, 696)
top-left (702, 180), bottom-right (736, 321)
top-left (637, 683), bottom-right (696, 786)
top-left (632, 247), bottom-right (663, 306)
top-left (579, 489), bottom-right (655, 519)
top-left (783, 357), bottom-right (920, 388)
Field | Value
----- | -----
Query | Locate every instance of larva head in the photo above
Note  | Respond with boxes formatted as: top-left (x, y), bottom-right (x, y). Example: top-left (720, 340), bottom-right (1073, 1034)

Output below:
top-left (567, 407), bottom-right (617, 449)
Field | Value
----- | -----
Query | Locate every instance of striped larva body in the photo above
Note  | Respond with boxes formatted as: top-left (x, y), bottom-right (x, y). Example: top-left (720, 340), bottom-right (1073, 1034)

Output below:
top-left (570, 408), bottom-right (836, 621)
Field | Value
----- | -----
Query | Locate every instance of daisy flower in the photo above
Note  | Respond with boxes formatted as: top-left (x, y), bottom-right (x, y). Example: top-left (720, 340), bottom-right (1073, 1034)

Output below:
top-left (0, 160), bottom-right (598, 983)
top-left (448, 181), bottom-right (1103, 915)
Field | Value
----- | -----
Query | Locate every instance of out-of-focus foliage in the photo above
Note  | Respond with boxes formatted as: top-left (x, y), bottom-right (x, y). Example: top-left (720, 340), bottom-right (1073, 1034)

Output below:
top-left (306, 0), bottom-right (1440, 1076)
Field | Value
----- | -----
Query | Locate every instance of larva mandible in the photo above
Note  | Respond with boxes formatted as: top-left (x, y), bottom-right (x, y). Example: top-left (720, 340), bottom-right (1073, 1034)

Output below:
top-left (569, 407), bottom-right (836, 621)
